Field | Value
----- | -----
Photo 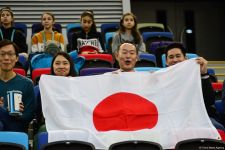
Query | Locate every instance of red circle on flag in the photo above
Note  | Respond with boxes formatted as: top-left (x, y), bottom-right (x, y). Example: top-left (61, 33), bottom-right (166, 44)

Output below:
top-left (93, 92), bottom-right (158, 131)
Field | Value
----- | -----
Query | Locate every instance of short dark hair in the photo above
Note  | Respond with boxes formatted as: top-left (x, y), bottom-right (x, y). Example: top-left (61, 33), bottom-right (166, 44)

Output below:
top-left (116, 41), bottom-right (139, 55)
top-left (0, 40), bottom-right (20, 56)
top-left (50, 51), bottom-right (77, 77)
top-left (165, 42), bottom-right (186, 59)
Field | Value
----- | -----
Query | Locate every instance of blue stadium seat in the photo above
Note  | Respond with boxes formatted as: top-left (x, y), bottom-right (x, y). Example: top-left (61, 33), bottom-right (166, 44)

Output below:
top-left (135, 53), bottom-right (157, 67)
top-left (105, 32), bottom-right (116, 54)
top-left (31, 23), bottom-right (62, 37)
top-left (134, 67), bottom-right (162, 72)
top-left (142, 32), bottom-right (173, 52)
top-left (215, 100), bottom-right (224, 113)
top-left (100, 23), bottom-right (119, 43)
top-left (66, 23), bottom-right (82, 51)
top-left (14, 22), bottom-right (27, 37)
top-left (0, 132), bottom-right (29, 150)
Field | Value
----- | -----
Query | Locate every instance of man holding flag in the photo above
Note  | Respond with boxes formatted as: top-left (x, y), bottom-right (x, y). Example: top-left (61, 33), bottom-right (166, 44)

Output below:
top-left (39, 42), bottom-right (221, 149)
top-left (165, 42), bottom-right (225, 132)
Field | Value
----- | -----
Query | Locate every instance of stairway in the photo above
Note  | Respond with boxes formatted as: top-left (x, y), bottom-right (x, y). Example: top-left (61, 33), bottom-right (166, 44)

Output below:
top-left (208, 61), bottom-right (225, 82)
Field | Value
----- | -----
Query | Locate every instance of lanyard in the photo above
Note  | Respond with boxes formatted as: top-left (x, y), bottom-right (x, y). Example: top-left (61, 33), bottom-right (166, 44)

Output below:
top-left (0, 28), bottom-right (15, 41)
top-left (42, 31), bottom-right (54, 49)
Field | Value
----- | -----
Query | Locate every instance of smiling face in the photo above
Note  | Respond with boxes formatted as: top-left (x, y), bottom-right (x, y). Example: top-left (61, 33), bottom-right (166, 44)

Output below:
top-left (53, 55), bottom-right (70, 76)
top-left (41, 13), bottom-right (55, 30)
top-left (115, 43), bottom-right (138, 72)
top-left (0, 44), bottom-right (18, 72)
top-left (166, 48), bottom-right (186, 66)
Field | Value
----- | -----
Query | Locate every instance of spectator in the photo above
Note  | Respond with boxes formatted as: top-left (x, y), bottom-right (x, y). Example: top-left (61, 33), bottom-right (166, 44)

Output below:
top-left (0, 40), bottom-right (35, 132)
top-left (71, 10), bottom-right (105, 54)
top-left (50, 51), bottom-right (77, 77)
top-left (112, 12), bottom-right (145, 54)
top-left (31, 12), bottom-right (64, 53)
top-left (0, 7), bottom-right (27, 53)
top-left (113, 42), bottom-right (138, 73)
top-left (165, 42), bottom-right (225, 131)
top-left (35, 51), bottom-right (77, 128)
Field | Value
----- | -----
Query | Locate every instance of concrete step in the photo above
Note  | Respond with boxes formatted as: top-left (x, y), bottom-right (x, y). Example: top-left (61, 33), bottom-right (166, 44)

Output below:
top-left (208, 61), bottom-right (225, 82)
top-left (208, 61), bottom-right (225, 67)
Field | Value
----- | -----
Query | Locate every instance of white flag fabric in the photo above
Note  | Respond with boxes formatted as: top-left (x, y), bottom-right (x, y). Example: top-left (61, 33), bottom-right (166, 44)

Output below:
top-left (39, 59), bottom-right (220, 149)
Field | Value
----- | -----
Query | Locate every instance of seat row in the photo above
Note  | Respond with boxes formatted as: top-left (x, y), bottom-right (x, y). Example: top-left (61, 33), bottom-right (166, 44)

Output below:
top-left (1, 131), bottom-right (225, 150)
top-left (14, 22), bottom-right (174, 52)
top-left (16, 52), bottom-right (218, 85)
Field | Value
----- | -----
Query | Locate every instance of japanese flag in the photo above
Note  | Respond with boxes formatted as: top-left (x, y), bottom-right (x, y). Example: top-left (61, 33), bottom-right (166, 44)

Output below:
top-left (39, 59), bottom-right (220, 149)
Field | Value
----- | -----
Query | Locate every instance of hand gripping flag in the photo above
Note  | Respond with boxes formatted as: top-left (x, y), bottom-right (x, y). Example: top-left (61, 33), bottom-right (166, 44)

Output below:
top-left (39, 59), bottom-right (220, 149)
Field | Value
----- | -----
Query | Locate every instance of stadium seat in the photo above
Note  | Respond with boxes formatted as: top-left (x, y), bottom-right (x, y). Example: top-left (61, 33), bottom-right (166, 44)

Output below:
top-left (212, 82), bottom-right (223, 100)
top-left (13, 68), bottom-right (26, 76)
top-left (105, 32), bottom-right (116, 54)
top-left (66, 23), bottom-right (82, 35)
top-left (37, 132), bottom-right (95, 150)
top-left (100, 23), bottom-right (119, 43)
top-left (135, 53), bottom-right (157, 67)
top-left (18, 54), bottom-right (28, 69)
top-left (142, 32), bottom-right (173, 52)
top-left (161, 53), bottom-right (198, 68)
top-left (134, 67), bottom-right (161, 72)
top-left (79, 67), bottom-right (117, 76)
top-left (215, 100), bottom-right (224, 113)
top-left (137, 23), bottom-right (164, 34)
top-left (41, 140), bottom-right (95, 150)
top-left (79, 54), bottom-right (114, 69)
top-left (31, 23), bottom-right (62, 36)
top-left (14, 22), bottom-right (27, 37)
top-left (0, 132), bottom-right (29, 150)
top-left (66, 23), bottom-right (82, 51)
top-left (0, 142), bottom-right (25, 150)
top-left (175, 138), bottom-right (225, 150)
top-left (218, 129), bottom-right (225, 141)
top-left (149, 41), bottom-right (174, 67)
top-left (149, 41), bottom-right (173, 54)
top-left (109, 140), bottom-right (163, 150)
top-left (32, 68), bottom-right (51, 85)
top-left (37, 132), bottom-right (48, 150)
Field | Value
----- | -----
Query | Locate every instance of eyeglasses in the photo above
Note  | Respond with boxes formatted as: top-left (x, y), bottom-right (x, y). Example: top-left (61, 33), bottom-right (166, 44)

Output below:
top-left (0, 52), bottom-right (16, 57)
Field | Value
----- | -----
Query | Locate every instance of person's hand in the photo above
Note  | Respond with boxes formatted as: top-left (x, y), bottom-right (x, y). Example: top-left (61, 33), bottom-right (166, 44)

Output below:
top-left (0, 97), bottom-right (4, 107)
top-left (19, 102), bottom-right (24, 112)
top-left (195, 57), bottom-right (208, 74)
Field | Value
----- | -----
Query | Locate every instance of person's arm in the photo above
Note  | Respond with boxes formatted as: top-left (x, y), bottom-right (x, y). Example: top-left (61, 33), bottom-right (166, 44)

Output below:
top-left (58, 33), bottom-right (65, 51)
top-left (31, 34), bottom-right (39, 53)
top-left (202, 76), bottom-right (215, 106)
top-left (196, 57), bottom-right (215, 116)
top-left (21, 80), bottom-right (35, 124)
